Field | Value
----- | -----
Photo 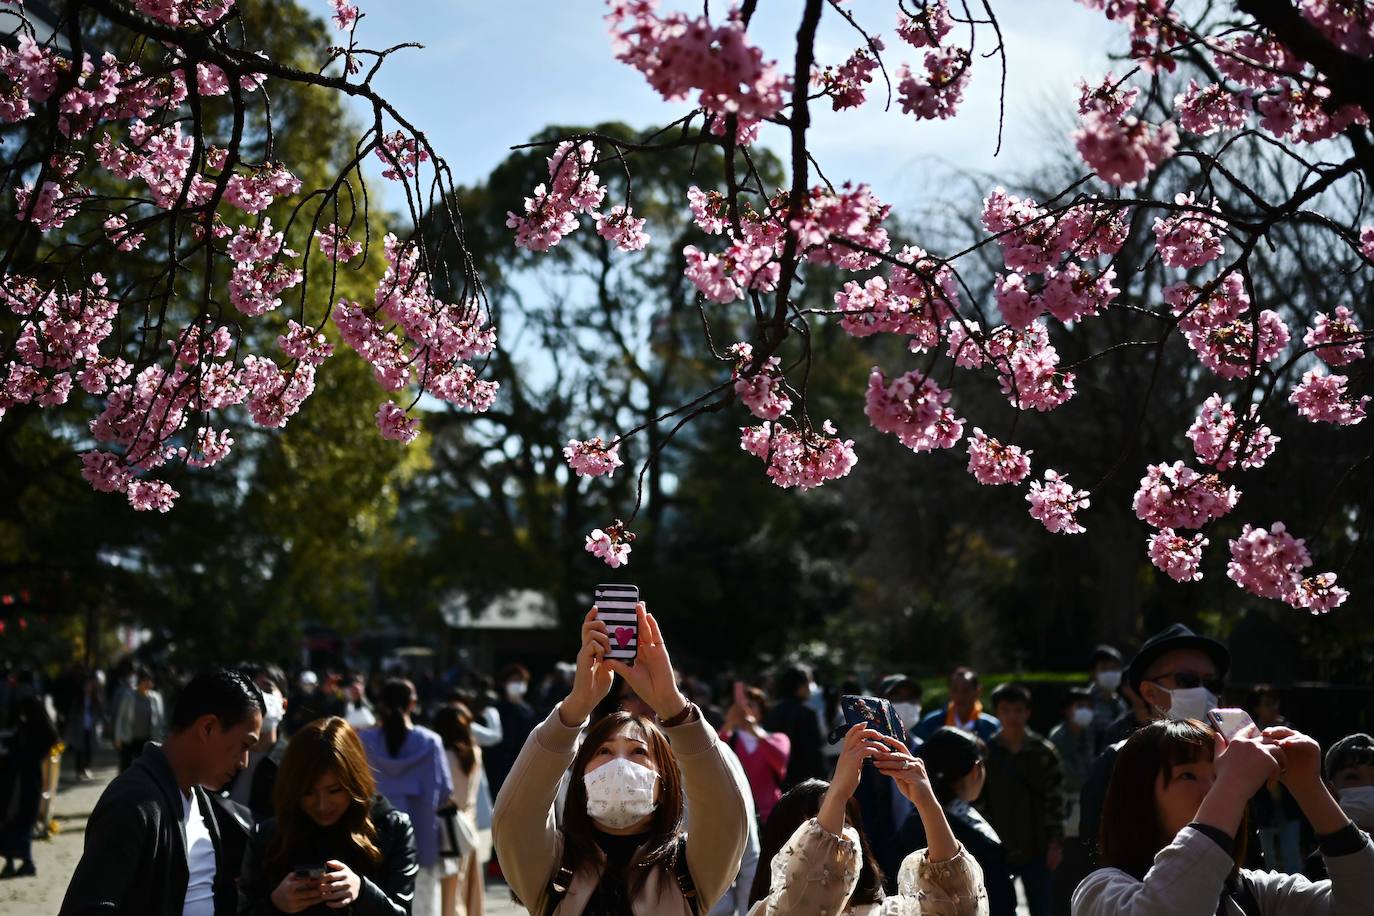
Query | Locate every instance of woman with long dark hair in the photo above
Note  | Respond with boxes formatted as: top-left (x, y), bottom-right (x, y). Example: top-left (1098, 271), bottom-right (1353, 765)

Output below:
top-left (493, 603), bottom-right (749, 914)
top-left (747, 723), bottom-right (987, 915)
top-left (0, 694), bottom-right (58, 879)
top-left (237, 716), bottom-right (418, 915)
top-left (1073, 719), bottom-right (1374, 916)
top-left (433, 703), bottom-right (485, 916)
top-left (359, 678), bottom-right (454, 916)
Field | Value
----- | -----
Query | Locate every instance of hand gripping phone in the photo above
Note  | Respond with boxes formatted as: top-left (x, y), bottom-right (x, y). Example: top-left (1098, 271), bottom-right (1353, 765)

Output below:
top-left (594, 583), bottom-right (639, 664)
top-left (1207, 707), bottom-right (1254, 743)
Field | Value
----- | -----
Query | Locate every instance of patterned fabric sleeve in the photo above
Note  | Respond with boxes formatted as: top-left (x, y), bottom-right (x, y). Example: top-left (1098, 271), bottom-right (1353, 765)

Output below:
top-left (887, 845), bottom-right (988, 916)
top-left (753, 817), bottom-right (862, 916)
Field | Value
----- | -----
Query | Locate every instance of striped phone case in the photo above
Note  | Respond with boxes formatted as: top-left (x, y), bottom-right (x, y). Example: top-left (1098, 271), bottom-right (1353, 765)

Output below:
top-left (595, 583), bottom-right (640, 662)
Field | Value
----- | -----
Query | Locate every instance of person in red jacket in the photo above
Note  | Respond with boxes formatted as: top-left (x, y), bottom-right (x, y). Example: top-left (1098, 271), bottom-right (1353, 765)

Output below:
top-left (721, 685), bottom-right (791, 825)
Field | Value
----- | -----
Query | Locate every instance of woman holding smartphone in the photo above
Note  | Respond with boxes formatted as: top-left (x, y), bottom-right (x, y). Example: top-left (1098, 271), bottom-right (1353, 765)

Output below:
top-left (493, 602), bottom-right (749, 914)
top-left (747, 723), bottom-right (988, 915)
top-left (1073, 719), bottom-right (1374, 916)
top-left (238, 717), bottom-right (418, 916)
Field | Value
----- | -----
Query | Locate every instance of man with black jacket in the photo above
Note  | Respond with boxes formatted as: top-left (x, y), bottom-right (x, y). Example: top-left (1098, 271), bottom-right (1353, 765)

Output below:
top-left (60, 669), bottom-right (265, 916)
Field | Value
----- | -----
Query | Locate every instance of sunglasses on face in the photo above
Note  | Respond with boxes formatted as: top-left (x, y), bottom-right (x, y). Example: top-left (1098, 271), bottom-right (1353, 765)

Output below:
top-left (1151, 671), bottom-right (1225, 694)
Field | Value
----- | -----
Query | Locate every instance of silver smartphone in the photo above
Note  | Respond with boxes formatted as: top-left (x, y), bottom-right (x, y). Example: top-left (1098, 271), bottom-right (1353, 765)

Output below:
top-left (1207, 707), bottom-right (1254, 742)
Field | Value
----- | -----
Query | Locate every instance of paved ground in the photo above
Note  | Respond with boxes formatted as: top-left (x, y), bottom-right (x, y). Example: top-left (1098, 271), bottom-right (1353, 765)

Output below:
top-left (4, 745), bottom-right (524, 915)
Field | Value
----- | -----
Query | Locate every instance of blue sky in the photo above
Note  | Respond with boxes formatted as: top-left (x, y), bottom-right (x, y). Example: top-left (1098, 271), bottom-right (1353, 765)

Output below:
top-left (308, 1), bottom-right (1119, 213)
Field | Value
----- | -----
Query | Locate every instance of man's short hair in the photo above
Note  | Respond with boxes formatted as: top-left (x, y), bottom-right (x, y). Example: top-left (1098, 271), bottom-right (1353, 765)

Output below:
top-left (236, 661), bottom-right (287, 697)
top-left (169, 669), bottom-right (266, 734)
top-left (950, 666), bottom-right (980, 687)
top-left (990, 682), bottom-right (1031, 709)
top-left (1326, 733), bottom-right (1374, 781)
top-left (498, 663), bottom-right (530, 684)
top-left (775, 665), bottom-right (813, 698)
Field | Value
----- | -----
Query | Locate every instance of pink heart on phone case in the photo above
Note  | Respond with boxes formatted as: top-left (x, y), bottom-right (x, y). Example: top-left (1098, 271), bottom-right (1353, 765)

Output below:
top-left (614, 627), bottom-right (634, 648)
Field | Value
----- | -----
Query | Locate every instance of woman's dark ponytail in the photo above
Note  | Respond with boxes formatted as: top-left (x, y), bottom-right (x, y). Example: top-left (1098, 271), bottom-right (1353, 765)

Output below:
top-left (379, 679), bottom-right (415, 757)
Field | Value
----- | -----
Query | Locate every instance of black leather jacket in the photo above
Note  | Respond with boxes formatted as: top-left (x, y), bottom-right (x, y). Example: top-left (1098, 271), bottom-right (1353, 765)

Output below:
top-left (236, 795), bottom-right (418, 916)
top-left (59, 743), bottom-right (253, 916)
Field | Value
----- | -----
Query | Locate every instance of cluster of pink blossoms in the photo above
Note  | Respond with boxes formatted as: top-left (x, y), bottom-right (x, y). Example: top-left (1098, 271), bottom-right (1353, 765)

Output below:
top-left (1132, 461), bottom-right (1239, 530)
top-left (375, 401), bottom-right (420, 444)
top-left (375, 130), bottom-right (429, 181)
top-left (1147, 529), bottom-right (1209, 582)
top-left (1026, 470), bottom-right (1089, 534)
top-left (864, 368), bottom-right (964, 454)
top-left (944, 320), bottom-right (1076, 413)
top-left (227, 218), bottom-right (303, 317)
top-left (1187, 394), bottom-right (1279, 471)
top-left (506, 140), bottom-right (653, 254)
top-left (729, 343), bottom-right (792, 421)
top-left (133, 0), bottom-right (234, 28)
top-left (1227, 523), bottom-right (1347, 612)
top-left (833, 262), bottom-right (957, 349)
top-left (1166, 274), bottom-right (1290, 380)
top-left (564, 437), bottom-right (623, 479)
top-left (816, 43), bottom-right (880, 112)
top-left (683, 212), bottom-right (782, 304)
top-left (605, 0), bottom-right (788, 143)
top-left (981, 189), bottom-right (1127, 274)
top-left (1073, 74), bottom-right (1178, 186)
top-left (329, 0), bottom-right (360, 31)
top-left (1174, 79), bottom-right (1248, 136)
top-left (317, 223), bottom-right (363, 262)
top-left (740, 420), bottom-right (857, 491)
top-left (1153, 193), bottom-right (1227, 269)
top-left (2, 273), bottom-right (120, 418)
top-left (896, 48), bottom-right (970, 122)
top-left (1304, 307), bottom-right (1365, 365)
top-left (1289, 370), bottom-right (1368, 426)
top-left (965, 428), bottom-right (1032, 486)
top-left (585, 521), bottom-right (634, 568)
top-left (896, 2), bottom-right (953, 48)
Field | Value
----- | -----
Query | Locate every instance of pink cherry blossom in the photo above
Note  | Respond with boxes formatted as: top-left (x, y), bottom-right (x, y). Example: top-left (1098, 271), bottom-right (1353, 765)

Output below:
top-left (792, 183), bottom-right (891, 271)
top-left (687, 186), bottom-right (727, 234)
top-left (1361, 225), bottom-right (1374, 261)
top-left (605, 0), bottom-right (789, 143)
top-left (375, 400), bottom-right (420, 443)
top-left (329, 0), bottom-right (360, 31)
top-left (80, 451), bottom-right (132, 494)
top-left (817, 44), bottom-right (879, 111)
top-left (586, 526), bottom-right (633, 568)
top-left (104, 214), bottom-right (146, 251)
top-left (1289, 369), bottom-right (1368, 425)
top-left (1153, 193), bottom-right (1226, 268)
top-left (564, 437), bottom-right (623, 478)
top-left (1291, 573), bottom-right (1349, 614)
top-left (1148, 529), bottom-right (1208, 583)
top-left (966, 428), bottom-right (1032, 485)
top-left (507, 140), bottom-right (605, 252)
top-left (1303, 306), bottom-right (1365, 366)
top-left (1026, 469), bottom-right (1089, 534)
top-left (729, 342), bottom-right (791, 421)
top-left (1257, 81), bottom-right (1366, 144)
top-left (1174, 80), bottom-right (1248, 136)
top-left (126, 478), bottom-right (178, 513)
top-left (1225, 521), bottom-right (1345, 611)
top-left (376, 130), bottom-right (429, 181)
top-left (1187, 394), bottom-right (1279, 471)
top-left (1212, 33), bottom-right (1300, 89)
top-left (896, 2), bottom-right (952, 48)
top-left (1038, 263), bottom-right (1119, 324)
top-left (316, 223), bottom-right (363, 263)
top-left (864, 368), bottom-right (964, 454)
top-left (995, 272), bottom-right (1039, 329)
top-left (1167, 275), bottom-right (1290, 379)
top-left (179, 427), bottom-right (235, 469)
top-left (278, 321), bottom-right (333, 367)
top-left (896, 48), bottom-right (969, 122)
top-left (594, 205), bottom-right (650, 251)
top-left (1074, 103), bottom-right (1178, 187)
top-left (998, 321), bottom-right (1077, 412)
top-left (740, 419), bottom-right (857, 491)
top-left (1132, 461), bottom-right (1239, 530)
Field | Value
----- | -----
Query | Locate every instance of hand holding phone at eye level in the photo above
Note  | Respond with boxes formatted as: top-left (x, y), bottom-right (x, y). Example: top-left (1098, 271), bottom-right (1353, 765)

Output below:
top-left (605, 604), bottom-right (687, 721)
top-left (561, 606), bottom-right (615, 725)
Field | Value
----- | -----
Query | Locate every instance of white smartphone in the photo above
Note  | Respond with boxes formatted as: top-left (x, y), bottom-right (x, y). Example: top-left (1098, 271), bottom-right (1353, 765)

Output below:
top-left (1207, 707), bottom-right (1254, 742)
top-left (594, 583), bottom-right (639, 663)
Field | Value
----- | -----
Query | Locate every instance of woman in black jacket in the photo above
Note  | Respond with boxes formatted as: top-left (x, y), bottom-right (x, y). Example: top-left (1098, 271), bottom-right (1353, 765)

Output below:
top-left (238, 716), bottom-right (418, 915)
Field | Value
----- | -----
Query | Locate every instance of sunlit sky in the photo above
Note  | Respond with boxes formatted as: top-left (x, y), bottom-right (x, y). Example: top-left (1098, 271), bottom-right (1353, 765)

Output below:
top-left (305, 1), bottom-right (1119, 213)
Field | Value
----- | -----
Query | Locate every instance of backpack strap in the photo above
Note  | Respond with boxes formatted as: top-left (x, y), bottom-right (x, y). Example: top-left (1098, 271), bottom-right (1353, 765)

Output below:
top-left (672, 835), bottom-right (700, 916)
top-left (542, 853), bottom-right (576, 916)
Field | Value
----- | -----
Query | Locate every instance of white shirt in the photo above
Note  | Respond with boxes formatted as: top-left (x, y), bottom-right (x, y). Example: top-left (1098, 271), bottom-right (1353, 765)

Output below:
top-left (181, 790), bottom-right (216, 916)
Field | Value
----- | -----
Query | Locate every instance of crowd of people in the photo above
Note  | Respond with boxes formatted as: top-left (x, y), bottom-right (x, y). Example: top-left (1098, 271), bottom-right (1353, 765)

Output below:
top-left (0, 610), bottom-right (1368, 916)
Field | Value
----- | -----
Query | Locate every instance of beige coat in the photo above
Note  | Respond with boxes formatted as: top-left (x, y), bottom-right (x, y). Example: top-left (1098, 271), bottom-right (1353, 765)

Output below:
top-left (747, 818), bottom-right (987, 916)
top-left (493, 704), bottom-right (749, 915)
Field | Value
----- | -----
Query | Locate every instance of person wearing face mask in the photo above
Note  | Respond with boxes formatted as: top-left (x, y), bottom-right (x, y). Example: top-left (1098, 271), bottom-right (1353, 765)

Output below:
top-left (238, 716), bottom-right (418, 915)
top-left (1086, 647), bottom-right (1128, 753)
top-left (881, 675), bottom-right (924, 740)
top-left (1049, 688), bottom-right (1098, 916)
top-left (1073, 719), bottom-right (1374, 916)
top-left (1303, 733), bottom-right (1374, 880)
top-left (487, 663), bottom-right (538, 801)
top-left (1076, 624), bottom-right (1231, 868)
top-left (493, 602), bottom-right (749, 914)
top-left (227, 663), bottom-right (291, 821)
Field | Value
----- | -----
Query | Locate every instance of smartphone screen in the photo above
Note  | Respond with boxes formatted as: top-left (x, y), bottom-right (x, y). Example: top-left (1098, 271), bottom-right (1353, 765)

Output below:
top-left (594, 584), bottom-right (639, 663)
top-left (1207, 707), bottom-right (1254, 742)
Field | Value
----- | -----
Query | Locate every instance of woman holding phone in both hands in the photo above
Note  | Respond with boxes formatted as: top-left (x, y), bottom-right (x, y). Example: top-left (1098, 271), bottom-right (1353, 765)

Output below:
top-left (493, 602), bottom-right (749, 915)
top-left (749, 723), bottom-right (988, 915)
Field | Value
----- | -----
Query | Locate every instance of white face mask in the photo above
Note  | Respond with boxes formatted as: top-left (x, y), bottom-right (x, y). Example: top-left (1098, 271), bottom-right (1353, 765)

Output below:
top-left (893, 702), bottom-right (922, 729)
top-left (584, 757), bottom-right (659, 830)
top-left (505, 681), bottom-right (528, 701)
top-left (1162, 686), bottom-right (1218, 723)
top-left (1071, 706), bottom-right (1095, 729)
top-left (1336, 785), bottom-right (1374, 832)
top-left (1095, 670), bottom-right (1122, 692)
top-left (261, 691), bottom-right (285, 734)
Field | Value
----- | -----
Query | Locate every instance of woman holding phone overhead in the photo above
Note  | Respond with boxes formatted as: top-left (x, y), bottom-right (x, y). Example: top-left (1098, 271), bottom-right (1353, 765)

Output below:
top-left (238, 716), bottom-right (418, 916)
top-left (493, 601), bottom-right (749, 915)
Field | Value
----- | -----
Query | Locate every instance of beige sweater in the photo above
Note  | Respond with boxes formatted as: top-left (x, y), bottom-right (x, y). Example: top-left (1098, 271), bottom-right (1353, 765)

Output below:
top-left (493, 704), bottom-right (749, 915)
top-left (748, 818), bottom-right (988, 916)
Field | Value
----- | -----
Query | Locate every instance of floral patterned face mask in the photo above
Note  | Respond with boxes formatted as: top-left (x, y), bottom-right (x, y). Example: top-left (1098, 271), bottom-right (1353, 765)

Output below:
top-left (583, 757), bottom-right (659, 829)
